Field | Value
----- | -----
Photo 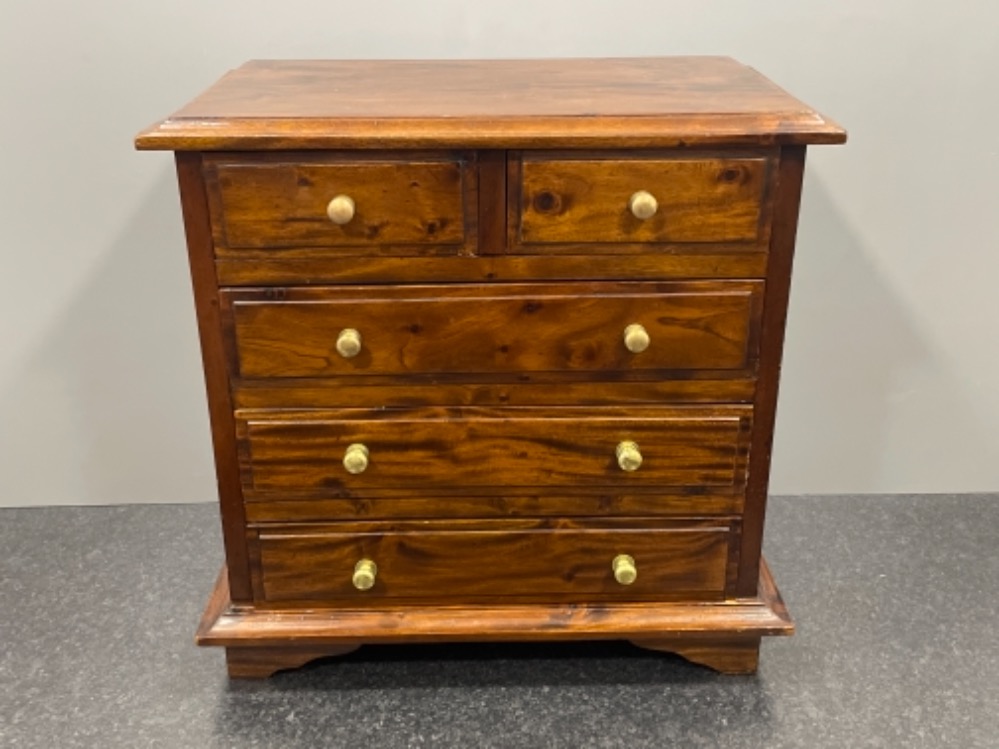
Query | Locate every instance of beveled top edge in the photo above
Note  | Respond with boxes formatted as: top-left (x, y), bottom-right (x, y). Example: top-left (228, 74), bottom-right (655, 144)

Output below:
top-left (136, 57), bottom-right (846, 150)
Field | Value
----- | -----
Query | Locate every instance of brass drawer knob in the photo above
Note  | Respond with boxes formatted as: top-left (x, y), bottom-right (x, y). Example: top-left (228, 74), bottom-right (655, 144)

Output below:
top-left (612, 554), bottom-right (637, 585)
top-left (343, 443), bottom-right (370, 474)
top-left (352, 559), bottom-right (378, 590)
top-left (616, 441), bottom-right (642, 472)
top-left (628, 190), bottom-right (658, 220)
top-left (623, 323), bottom-right (650, 353)
top-left (336, 328), bottom-right (362, 358)
top-left (327, 194), bottom-right (356, 225)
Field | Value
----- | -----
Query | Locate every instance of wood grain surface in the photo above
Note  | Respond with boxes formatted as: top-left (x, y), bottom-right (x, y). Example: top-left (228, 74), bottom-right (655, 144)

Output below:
top-left (174, 153), bottom-right (252, 603)
top-left (254, 518), bottom-right (734, 604)
top-left (517, 154), bottom-right (771, 245)
top-left (224, 281), bottom-right (762, 379)
top-left (231, 377), bottom-right (757, 410)
top-left (242, 491), bottom-right (746, 523)
top-left (205, 155), bottom-right (471, 251)
top-left (738, 145), bottom-right (807, 597)
top-left (197, 558), bottom-right (794, 646)
top-left (135, 58), bottom-right (846, 150)
top-left (141, 57), bottom-right (848, 674)
top-left (215, 251), bottom-right (770, 286)
top-left (237, 405), bottom-right (752, 495)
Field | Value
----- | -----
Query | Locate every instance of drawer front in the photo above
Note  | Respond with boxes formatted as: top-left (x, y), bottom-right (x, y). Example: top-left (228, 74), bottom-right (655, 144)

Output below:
top-left (225, 281), bottom-right (762, 380)
top-left (238, 406), bottom-right (752, 496)
top-left (254, 519), bottom-right (735, 604)
top-left (205, 155), bottom-right (471, 251)
top-left (515, 153), bottom-right (772, 247)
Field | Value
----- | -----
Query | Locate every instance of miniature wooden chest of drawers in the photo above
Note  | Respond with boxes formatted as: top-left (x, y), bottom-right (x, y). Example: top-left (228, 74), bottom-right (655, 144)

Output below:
top-left (136, 57), bottom-right (844, 678)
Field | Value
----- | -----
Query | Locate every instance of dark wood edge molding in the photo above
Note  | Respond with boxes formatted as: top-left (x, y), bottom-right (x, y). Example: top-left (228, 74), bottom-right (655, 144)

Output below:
top-left (737, 145), bottom-right (807, 596)
top-left (137, 115), bottom-right (847, 151)
top-left (175, 152), bottom-right (252, 602)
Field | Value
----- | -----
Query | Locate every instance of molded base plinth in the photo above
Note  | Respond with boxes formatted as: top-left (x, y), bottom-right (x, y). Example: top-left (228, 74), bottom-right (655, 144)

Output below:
top-left (198, 559), bottom-right (792, 678)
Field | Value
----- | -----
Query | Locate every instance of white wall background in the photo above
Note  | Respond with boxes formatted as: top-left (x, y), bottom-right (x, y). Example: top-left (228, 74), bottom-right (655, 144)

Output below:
top-left (1, 1), bottom-right (996, 507)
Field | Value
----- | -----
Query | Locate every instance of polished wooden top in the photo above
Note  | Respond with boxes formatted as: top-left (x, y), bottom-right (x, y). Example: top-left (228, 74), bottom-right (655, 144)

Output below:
top-left (136, 57), bottom-right (845, 150)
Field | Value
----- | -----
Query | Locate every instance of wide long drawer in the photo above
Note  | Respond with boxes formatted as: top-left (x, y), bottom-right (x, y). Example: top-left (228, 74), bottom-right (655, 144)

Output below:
top-left (252, 518), bottom-right (737, 605)
top-left (237, 405), bottom-right (752, 497)
top-left (223, 281), bottom-right (763, 380)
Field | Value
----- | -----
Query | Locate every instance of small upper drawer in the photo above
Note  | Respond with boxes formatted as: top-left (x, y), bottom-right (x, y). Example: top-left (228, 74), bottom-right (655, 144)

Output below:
top-left (513, 152), bottom-right (773, 248)
top-left (224, 281), bottom-right (762, 380)
top-left (204, 154), bottom-right (473, 253)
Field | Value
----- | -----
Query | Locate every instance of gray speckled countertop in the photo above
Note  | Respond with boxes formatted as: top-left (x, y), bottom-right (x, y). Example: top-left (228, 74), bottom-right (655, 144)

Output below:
top-left (1, 494), bottom-right (997, 748)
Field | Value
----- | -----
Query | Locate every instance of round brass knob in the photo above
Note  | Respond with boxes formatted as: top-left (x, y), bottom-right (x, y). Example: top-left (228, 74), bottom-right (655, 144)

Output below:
top-left (612, 554), bottom-right (637, 585)
top-left (343, 443), bottom-right (370, 474)
top-left (336, 328), bottom-right (362, 358)
top-left (623, 323), bottom-right (650, 353)
top-left (628, 190), bottom-right (658, 220)
top-left (326, 194), bottom-right (356, 225)
top-left (352, 559), bottom-right (377, 590)
top-left (616, 441), bottom-right (642, 472)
